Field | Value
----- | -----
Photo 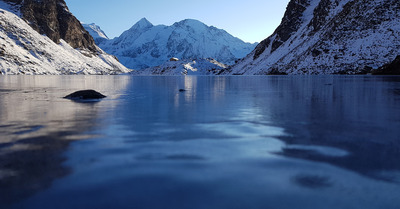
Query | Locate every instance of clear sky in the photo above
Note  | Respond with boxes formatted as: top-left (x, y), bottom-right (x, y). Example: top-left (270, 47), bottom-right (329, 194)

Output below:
top-left (65, 0), bottom-right (290, 44)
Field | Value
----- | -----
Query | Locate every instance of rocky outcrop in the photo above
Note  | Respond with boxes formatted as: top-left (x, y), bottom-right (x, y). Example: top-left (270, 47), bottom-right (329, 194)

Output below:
top-left (0, 6), bottom-right (130, 74)
top-left (3, 0), bottom-right (96, 52)
top-left (254, 0), bottom-right (309, 60)
top-left (372, 55), bottom-right (400, 75)
top-left (227, 0), bottom-right (400, 75)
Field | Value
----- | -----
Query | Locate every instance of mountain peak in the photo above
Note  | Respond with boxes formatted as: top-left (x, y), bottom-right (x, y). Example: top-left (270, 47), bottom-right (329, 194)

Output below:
top-left (173, 19), bottom-right (207, 29)
top-left (99, 18), bottom-right (256, 70)
top-left (180, 19), bottom-right (204, 25)
top-left (82, 23), bottom-right (109, 45)
top-left (132, 17), bottom-right (153, 29)
top-left (0, 7), bottom-right (130, 75)
top-left (1, 0), bottom-right (97, 51)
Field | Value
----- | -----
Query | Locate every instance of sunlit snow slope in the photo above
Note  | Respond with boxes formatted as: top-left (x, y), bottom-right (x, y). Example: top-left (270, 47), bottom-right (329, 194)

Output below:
top-left (99, 18), bottom-right (257, 70)
top-left (226, 0), bottom-right (400, 75)
top-left (135, 58), bottom-right (227, 75)
top-left (82, 23), bottom-right (109, 45)
top-left (0, 1), bottom-right (130, 75)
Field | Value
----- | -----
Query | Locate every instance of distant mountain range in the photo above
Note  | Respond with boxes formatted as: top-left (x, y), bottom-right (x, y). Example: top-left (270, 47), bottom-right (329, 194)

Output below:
top-left (224, 0), bottom-right (400, 75)
top-left (1, 0), bottom-right (399, 75)
top-left (0, 0), bottom-right (129, 75)
top-left (89, 18), bottom-right (257, 70)
top-left (134, 58), bottom-right (227, 76)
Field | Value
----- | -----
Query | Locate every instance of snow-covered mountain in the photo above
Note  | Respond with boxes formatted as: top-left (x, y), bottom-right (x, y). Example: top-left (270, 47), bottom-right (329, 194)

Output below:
top-left (82, 23), bottom-right (109, 45)
top-left (225, 0), bottom-right (400, 75)
top-left (134, 58), bottom-right (227, 75)
top-left (0, 0), bottom-right (130, 75)
top-left (99, 18), bottom-right (257, 70)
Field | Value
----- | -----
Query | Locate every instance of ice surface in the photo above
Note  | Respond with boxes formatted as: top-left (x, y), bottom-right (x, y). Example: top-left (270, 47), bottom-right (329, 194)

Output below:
top-left (1, 76), bottom-right (400, 209)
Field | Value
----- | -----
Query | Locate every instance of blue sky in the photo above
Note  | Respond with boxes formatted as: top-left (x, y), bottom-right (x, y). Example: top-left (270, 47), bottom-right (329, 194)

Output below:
top-left (65, 0), bottom-right (289, 43)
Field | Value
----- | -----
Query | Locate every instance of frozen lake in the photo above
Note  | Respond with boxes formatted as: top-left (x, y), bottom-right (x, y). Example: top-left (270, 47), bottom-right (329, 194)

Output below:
top-left (1, 76), bottom-right (400, 209)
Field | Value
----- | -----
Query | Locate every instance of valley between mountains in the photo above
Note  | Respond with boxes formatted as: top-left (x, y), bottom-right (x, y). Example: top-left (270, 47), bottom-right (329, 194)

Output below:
top-left (0, 0), bottom-right (399, 75)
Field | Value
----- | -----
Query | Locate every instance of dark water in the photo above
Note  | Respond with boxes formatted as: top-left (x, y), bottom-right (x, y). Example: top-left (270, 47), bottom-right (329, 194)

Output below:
top-left (1, 76), bottom-right (400, 209)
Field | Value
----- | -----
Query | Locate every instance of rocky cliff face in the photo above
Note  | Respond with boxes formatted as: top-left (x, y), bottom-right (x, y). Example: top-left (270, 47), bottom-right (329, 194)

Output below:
top-left (254, 0), bottom-right (310, 60)
top-left (227, 0), bottom-right (400, 75)
top-left (2, 0), bottom-right (96, 51)
top-left (0, 1), bottom-right (130, 74)
top-left (372, 56), bottom-right (400, 75)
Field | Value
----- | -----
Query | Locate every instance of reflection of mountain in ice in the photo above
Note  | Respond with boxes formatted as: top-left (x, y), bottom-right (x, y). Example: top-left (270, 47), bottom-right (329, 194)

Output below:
top-left (2, 76), bottom-right (400, 209)
top-left (0, 76), bottom-right (130, 138)
top-left (0, 76), bottom-right (130, 206)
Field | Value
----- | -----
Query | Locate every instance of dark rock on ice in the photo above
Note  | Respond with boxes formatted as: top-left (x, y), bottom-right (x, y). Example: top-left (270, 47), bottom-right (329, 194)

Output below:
top-left (64, 90), bottom-right (106, 100)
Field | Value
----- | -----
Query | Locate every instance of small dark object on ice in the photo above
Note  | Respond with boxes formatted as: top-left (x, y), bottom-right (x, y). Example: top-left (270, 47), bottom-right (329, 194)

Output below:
top-left (64, 90), bottom-right (106, 100)
top-left (179, 89), bottom-right (186, 92)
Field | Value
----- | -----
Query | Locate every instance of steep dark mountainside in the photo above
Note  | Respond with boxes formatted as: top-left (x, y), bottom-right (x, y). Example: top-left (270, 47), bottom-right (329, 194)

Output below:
top-left (98, 18), bottom-right (257, 70)
top-left (373, 55), bottom-right (400, 75)
top-left (0, 0), bottom-right (130, 74)
top-left (227, 0), bottom-right (400, 75)
top-left (3, 0), bottom-right (96, 51)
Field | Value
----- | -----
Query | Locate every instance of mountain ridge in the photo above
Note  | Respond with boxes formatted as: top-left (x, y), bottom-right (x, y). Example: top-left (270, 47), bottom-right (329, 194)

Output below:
top-left (96, 18), bottom-right (257, 70)
top-left (1, 0), bottom-right (97, 52)
top-left (82, 23), bottom-right (109, 45)
top-left (225, 0), bottom-right (400, 75)
top-left (0, 0), bottom-right (130, 75)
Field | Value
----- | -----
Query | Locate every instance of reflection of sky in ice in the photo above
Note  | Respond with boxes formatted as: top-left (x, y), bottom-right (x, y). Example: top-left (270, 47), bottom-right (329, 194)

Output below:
top-left (2, 76), bottom-right (400, 209)
top-left (0, 76), bottom-right (130, 143)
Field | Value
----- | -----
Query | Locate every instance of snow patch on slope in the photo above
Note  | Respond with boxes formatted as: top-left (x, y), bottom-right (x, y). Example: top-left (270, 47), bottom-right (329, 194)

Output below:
top-left (0, 9), bottom-right (130, 75)
top-left (82, 23), bottom-right (109, 45)
top-left (228, 0), bottom-right (400, 75)
top-left (134, 58), bottom-right (227, 75)
top-left (100, 18), bottom-right (257, 70)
